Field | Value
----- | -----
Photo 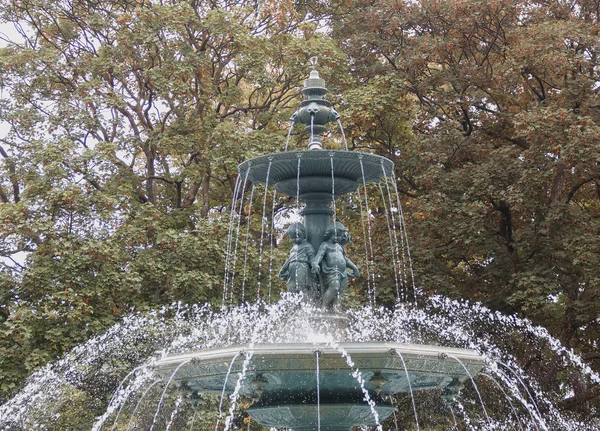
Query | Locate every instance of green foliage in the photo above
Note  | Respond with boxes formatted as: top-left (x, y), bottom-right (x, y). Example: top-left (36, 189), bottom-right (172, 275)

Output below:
top-left (1, 0), bottom-right (600, 424)
top-left (332, 0), bottom-right (600, 413)
top-left (0, 0), bottom-right (343, 405)
top-left (9, 383), bottom-right (105, 430)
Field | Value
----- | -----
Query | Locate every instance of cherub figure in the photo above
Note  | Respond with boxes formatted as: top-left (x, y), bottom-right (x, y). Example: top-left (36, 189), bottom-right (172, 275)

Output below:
top-left (312, 222), bottom-right (360, 312)
top-left (278, 223), bottom-right (316, 298)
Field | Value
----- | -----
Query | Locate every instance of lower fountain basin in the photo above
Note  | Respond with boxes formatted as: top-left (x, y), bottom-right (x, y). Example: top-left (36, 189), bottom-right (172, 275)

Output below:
top-left (155, 342), bottom-right (485, 430)
top-left (247, 402), bottom-right (396, 430)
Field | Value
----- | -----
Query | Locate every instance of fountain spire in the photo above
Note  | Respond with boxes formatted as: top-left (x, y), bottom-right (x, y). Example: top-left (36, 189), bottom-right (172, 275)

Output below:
top-left (290, 56), bottom-right (341, 150)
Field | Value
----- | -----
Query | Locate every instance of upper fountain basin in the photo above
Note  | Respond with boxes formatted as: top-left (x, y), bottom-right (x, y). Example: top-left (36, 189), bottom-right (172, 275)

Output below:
top-left (237, 150), bottom-right (395, 197)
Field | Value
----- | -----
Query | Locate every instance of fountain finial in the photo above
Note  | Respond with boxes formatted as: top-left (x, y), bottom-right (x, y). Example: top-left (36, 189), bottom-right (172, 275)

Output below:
top-left (289, 56), bottom-right (340, 150)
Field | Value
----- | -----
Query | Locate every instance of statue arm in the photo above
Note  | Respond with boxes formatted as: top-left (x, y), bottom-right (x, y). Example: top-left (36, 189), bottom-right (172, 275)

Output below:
top-left (278, 259), bottom-right (290, 279)
top-left (345, 257), bottom-right (360, 279)
top-left (306, 245), bottom-right (316, 270)
top-left (312, 243), bottom-right (327, 273)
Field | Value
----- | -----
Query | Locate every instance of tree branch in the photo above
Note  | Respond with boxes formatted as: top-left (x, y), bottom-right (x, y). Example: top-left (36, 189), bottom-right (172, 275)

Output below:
top-left (0, 184), bottom-right (10, 203)
top-left (0, 144), bottom-right (20, 202)
top-left (144, 175), bottom-right (176, 185)
top-left (560, 385), bottom-right (600, 410)
top-left (565, 170), bottom-right (600, 204)
top-left (61, 161), bottom-right (104, 192)
top-left (583, 352), bottom-right (600, 361)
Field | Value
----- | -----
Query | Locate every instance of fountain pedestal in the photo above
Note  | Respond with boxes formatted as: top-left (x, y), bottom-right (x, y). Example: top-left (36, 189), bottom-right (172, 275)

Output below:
top-left (238, 149), bottom-right (394, 308)
top-left (300, 193), bottom-right (334, 253)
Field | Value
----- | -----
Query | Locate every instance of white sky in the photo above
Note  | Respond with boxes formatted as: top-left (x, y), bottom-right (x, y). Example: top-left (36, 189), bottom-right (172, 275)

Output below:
top-left (0, 21), bottom-right (23, 135)
top-left (0, 22), bottom-right (27, 269)
top-left (0, 21), bottom-right (23, 47)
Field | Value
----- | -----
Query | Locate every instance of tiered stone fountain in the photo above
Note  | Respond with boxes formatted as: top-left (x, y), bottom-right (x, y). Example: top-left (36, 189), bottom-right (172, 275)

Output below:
top-left (155, 59), bottom-right (485, 430)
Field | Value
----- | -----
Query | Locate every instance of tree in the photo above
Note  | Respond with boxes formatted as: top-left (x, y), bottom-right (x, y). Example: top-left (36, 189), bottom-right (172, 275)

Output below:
top-left (331, 0), bottom-right (600, 412)
top-left (2, 0), bottom-right (600, 422)
top-left (0, 0), bottom-right (344, 401)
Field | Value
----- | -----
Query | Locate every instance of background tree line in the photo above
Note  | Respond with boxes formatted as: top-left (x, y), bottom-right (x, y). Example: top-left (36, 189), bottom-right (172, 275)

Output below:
top-left (0, 0), bottom-right (599, 422)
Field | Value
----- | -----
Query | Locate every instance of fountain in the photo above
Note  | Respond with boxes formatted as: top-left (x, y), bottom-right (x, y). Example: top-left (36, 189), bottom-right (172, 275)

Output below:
top-left (2, 59), bottom-right (599, 431)
top-left (153, 58), bottom-right (486, 430)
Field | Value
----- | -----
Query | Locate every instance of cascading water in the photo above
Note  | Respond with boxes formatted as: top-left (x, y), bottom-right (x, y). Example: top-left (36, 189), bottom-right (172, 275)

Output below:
top-left (240, 184), bottom-right (256, 302)
top-left (149, 360), bottom-right (191, 431)
top-left (266, 188), bottom-right (277, 301)
top-left (255, 158), bottom-right (272, 300)
top-left (315, 350), bottom-right (321, 431)
top-left (125, 379), bottom-right (162, 430)
top-left (228, 168), bottom-right (252, 301)
top-left (324, 341), bottom-right (384, 430)
top-left (215, 353), bottom-right (241, 430)
top-left (396, 350), bottom-right (420, 431)
top-left (223, 352), bottom-right (253, 431)
top-left (1, 296), bottom-right (599, 430)
top-left (359, 156), bottom-right (377, 306)
top-left (224, 174), bottom-right (243, 302)
top-left (449, 355), bottom-right (492, 426)
top-left (1, 58), bottom-right (599, 431)
top-left (336, 119), bottom-right (349, 151)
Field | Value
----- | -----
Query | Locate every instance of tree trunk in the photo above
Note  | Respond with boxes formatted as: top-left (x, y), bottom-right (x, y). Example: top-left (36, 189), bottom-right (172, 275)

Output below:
top-left (200, 171), bottom-right (211, 217)
top-left (550, 162), bottom-right (566, 204)
top-left (144, 144), bottom-right (156, 204)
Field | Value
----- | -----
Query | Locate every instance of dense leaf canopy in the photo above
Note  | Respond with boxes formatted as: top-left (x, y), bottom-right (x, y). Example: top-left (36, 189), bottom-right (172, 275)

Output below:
top-left (0, 0), bottom-right (599, 425)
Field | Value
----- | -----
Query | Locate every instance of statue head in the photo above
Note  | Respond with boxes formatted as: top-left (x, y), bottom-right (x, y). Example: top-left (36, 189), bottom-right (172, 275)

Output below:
top-left (324, 221), bottom-right (350, 244)
top-left (287, 223), bottom-right (306, 244)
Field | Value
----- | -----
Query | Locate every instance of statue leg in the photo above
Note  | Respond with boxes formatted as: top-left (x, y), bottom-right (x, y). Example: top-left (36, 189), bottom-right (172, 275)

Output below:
top-left (302, 272), bottom-right (320, 306)
top-left (287, 274), bottom-right (298, 293)
top-left (322, 279), bottom-right (341, 312)
top-left (332, 277), bottom-right (348, 312)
